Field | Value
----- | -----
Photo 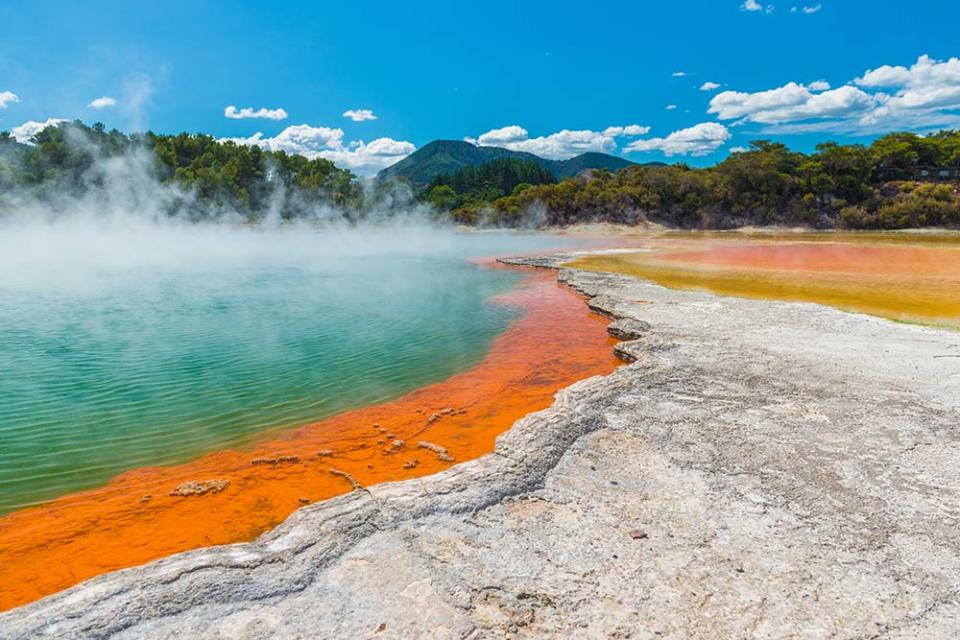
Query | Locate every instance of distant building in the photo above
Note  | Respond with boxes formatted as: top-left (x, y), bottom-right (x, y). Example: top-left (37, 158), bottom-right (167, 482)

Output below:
top-left (914, 166), bottom-right (960, 181)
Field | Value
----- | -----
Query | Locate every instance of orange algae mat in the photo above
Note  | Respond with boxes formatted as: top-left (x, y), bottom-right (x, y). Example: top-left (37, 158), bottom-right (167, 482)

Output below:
top-left (569, 235), bottom-right (960, 330)
top-left (0, 262), bottom-right (620, 612)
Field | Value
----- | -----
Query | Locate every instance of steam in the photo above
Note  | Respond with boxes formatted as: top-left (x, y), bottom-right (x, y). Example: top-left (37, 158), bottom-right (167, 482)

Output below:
top-left (0, 126), bottom-right (571, 295)
top-left (0, 218), bottom-right (489, 294)
top-left (0, 120), bottom-right (584, 300)
top-left (0, 120), bottom-right (441, 227)
top-left (122, 74), bottom-right (154, 132)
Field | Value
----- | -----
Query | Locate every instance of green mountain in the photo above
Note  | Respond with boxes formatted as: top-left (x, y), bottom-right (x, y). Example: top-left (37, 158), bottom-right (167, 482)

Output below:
top-left (557, 152), bottom-right (643, 178)
top-left (377, 140), bottom-right (643, 187)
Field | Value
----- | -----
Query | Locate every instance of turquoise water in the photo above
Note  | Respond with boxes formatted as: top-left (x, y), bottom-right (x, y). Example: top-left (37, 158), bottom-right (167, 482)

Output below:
top-left (0, 223), bottom-right (583, 513)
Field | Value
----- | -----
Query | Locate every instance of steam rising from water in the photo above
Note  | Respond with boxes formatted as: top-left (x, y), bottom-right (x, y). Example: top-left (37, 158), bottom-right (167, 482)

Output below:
top-left (0, 175), bottom-right (584, 514)
top-left (0, 130), bottom-right (451, 291)
top-left (0, 217), bottom-right (473, 293)
top-left (0, 128), bottom-right (591, 512)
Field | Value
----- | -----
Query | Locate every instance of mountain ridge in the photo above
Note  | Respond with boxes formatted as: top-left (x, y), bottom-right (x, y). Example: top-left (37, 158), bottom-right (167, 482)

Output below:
top-left (377, 139), bottom-right (656, 187)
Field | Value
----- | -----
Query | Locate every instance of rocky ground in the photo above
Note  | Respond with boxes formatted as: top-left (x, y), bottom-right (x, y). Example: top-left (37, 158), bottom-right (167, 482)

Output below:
top-left (2, 253), bottom-right (959, 639)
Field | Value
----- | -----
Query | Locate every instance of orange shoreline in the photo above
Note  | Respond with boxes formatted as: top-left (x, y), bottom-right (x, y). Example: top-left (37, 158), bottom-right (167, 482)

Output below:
top-left (0, 261), bottom-right (621, 612)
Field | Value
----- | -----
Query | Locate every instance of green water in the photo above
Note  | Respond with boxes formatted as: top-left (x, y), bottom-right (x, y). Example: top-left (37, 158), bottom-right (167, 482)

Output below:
top-left (0, 224), bottom-right (582, 513)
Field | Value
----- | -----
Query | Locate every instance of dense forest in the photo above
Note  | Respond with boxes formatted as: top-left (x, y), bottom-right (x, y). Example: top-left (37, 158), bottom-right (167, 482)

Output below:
top-left (2, 120), bottom-right (960, 230)
top-left (434, 131), bottom-right (960, 230)
top-left (424, 158), bottom-right (555, 211)
top-left (0, 120), bottom-right (363, 220)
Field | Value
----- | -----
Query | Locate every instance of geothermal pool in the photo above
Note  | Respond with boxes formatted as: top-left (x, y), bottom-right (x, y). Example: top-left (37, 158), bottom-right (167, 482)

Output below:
top-left (0, 222), bottom-right (622, 611)
top-left (0, 225), bottom-right (589, 514)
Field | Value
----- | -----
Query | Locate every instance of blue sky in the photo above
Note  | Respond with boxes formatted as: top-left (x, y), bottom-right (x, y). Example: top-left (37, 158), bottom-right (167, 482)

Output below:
top-left (2, 1), bottom-right (959, 174)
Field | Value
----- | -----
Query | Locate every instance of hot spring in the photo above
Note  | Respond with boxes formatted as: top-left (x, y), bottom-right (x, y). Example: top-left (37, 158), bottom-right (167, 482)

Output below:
top-left (0, 221), bottom-right (586, 514)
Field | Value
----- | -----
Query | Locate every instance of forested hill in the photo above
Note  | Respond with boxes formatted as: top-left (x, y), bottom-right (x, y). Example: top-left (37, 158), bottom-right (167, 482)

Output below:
top-left (3, 120), bottom-right (959, 230)
top-left (0, 120), bottom-right (362, 220)
top-left (473, 133), bottom-right (960, 230)
top-left (377, 140), bottom-right (639, 187)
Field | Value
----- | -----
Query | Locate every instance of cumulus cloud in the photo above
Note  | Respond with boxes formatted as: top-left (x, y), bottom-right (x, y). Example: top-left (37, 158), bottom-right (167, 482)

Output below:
top-left (672, 71), bottom-right (688, 77)
top-left (700, 82), bottom-right (721, 91)
top-left (320, 138), bottom-right (415, 174)
top-left (730, 146), bottom-right (750, 153)
top-left (343, 109), bottom-right (377, 122)
top-left (624, 122), bottom-right (731, 157)
top-left (853, 55), bottom-right (960, 130)
top-left (88, 96), bottom-right (117, 109)
top-left (855, 54), bottom-right (960, 96)
top-left (221, 124), bottom-right (414, 175)
top-left (9, 118), bottom-right (69, 144)
top-left (224, 105), bottom-right (288, 120)
top-left (708, 82), bottom-right (876, 125)
top-left (743, 0), bottom-right (774, 13)
top-left (602, 124), bottom-right (651, 137)
top-left (802, 3), bottom-right (822, 13)
top-left (666, 104), bottom-right (678, 110)
top-left (0, 91), bottom-right (19, 109)
top-left (465, 124), bottom-right (650, 159)
top-left (708, 54), bottom-right (960, 133)
top-left (223, 124), bottom-right (344, 153)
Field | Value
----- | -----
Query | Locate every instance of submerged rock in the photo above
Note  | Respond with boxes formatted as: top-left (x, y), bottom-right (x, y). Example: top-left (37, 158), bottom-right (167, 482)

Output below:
top-left (328, 468), bottom-right (361, 491)
top-left (417, 441), bottom-right (455, 462)
top-left (251, 455), bottom-right (300, 466)
top-left (168, 479), bottom-right (229, 498)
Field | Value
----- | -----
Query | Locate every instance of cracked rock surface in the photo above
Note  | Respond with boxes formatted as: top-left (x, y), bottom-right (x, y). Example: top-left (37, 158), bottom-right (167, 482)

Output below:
top-left (2, 255), bottom-right (960, 639)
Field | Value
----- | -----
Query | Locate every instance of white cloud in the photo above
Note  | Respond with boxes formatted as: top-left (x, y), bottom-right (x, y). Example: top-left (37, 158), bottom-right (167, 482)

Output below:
top-left (856, 54), bottom-right (960, 98)
top-left (743, 0), bottom-right (775, 12)
top-left (223, 124), bottom-right (344, 153)
top-left (473, 125), bottom-right (528, 147)
top-left (802, 3), bottom-right (822, 13)
top-left (320, 138), bottom-right (415, 174)
top-left (602, 124), bottom-right (651, 137)
top-left (672, 71), bottom-right (688, 77)
top-left (625, 122), bottom-right (731, 157)
top-left (855, 64), bottom-right (912, 88)
top-left (666, 104), bottom-right (678, 110)
top-left (467, 124), bottom-right (649, 160)
top-left (224, 105), bottom-right (288, 120)
top-left (854, 55), bottom-right (960, 130)
top-left (708, 82), bottom-right (876, 125)
top-left (0, 91), bottom-right (19, 109)
top-left (9, 118), bottom-right (68, 144)
top-left (700, 82), bottom-right (721, 91)
top-left (221, 124), bottom-right (413, 176)
top-left (709, 54), bottom-right (960, 133)
top-left (88, 96), bottom-right (117, 109)
top-left (730, 146), bottom-right (750, 153)
top-left (343, 109), bottom-right (377, 122)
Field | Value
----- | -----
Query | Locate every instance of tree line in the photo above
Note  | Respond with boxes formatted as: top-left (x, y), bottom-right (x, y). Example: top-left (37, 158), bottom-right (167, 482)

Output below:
top-left (436, 131), bottom-right (960, 230)
top-left (4, 120), bottom-right (960, 230)
top-left (424, 157), bottom-right (556, 211)
top-left (0, 120), bottom-right (363, 220)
